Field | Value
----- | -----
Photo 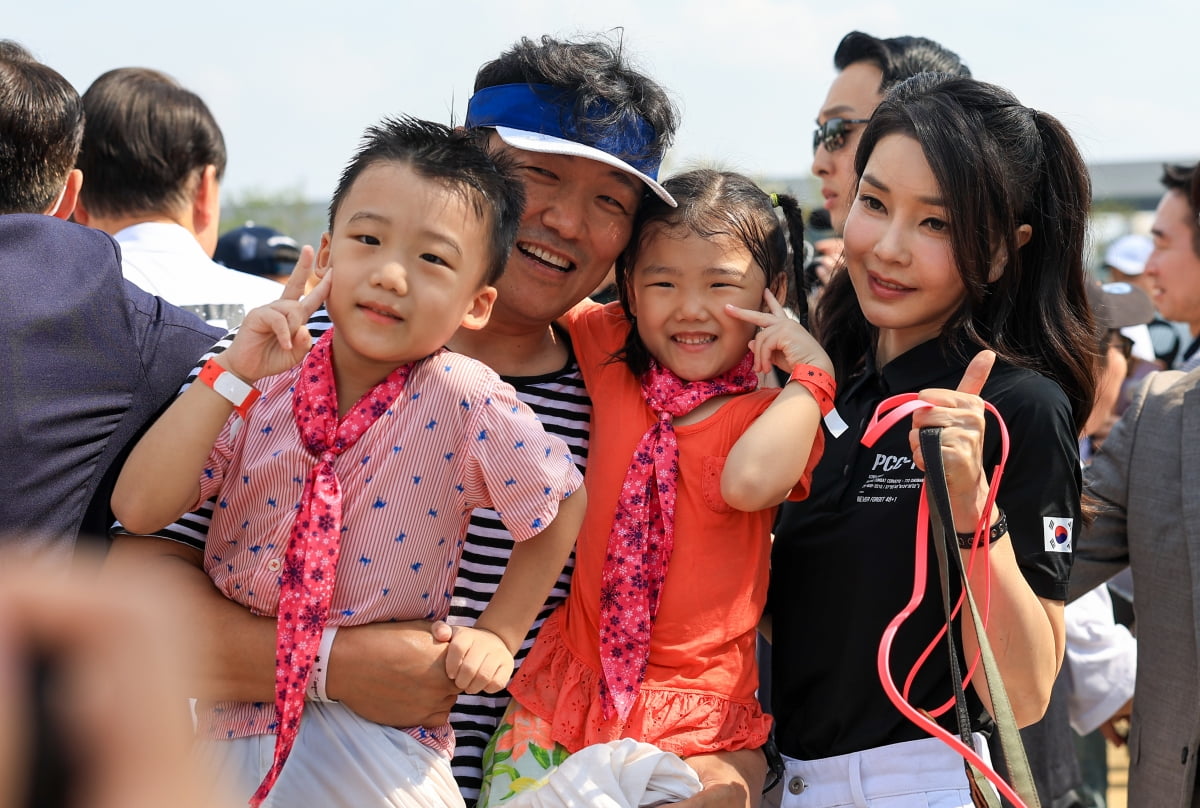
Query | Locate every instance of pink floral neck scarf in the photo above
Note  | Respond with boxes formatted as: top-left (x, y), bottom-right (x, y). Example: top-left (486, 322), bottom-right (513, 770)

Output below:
top-left (599, 351), bottom-right (758, 722)
top-left (250, 328), bottom-right (413, 807)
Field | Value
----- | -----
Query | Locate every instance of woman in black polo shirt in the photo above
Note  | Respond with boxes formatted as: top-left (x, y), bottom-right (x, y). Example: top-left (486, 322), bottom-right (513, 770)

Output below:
top-left (769, 74), bottom-right (1096, 807)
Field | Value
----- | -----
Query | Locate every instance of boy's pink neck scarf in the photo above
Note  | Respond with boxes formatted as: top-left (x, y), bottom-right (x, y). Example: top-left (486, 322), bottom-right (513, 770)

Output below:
top-left (599, 351), bottom-right (758, 722)
top-left (251, 328), bottom-right (413, 807)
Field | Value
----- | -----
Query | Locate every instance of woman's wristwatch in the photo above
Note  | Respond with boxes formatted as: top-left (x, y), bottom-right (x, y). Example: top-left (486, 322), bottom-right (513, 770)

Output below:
top-left (955, 508), bottom-right (1008, 550)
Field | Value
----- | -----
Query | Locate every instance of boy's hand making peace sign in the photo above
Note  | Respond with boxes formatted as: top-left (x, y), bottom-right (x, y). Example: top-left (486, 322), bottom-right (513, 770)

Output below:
top-left (217, 246), bottom-right (332, 384)
top-left (725, 289), bottom-right (833, 378)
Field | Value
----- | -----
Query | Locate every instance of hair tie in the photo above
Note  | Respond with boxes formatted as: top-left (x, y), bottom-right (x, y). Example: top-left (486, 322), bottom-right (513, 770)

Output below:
top-left (769, 193), bottom-right (780, 208)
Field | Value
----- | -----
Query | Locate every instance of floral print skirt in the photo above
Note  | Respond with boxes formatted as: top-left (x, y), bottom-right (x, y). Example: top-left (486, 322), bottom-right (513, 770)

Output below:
top-left (478, 701), bottom-right (571, 806)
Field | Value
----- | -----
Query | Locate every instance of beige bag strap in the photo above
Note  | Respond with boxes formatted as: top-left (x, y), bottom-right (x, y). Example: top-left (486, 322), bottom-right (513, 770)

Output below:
top-left (919, 426), bottom-right (1040, 808)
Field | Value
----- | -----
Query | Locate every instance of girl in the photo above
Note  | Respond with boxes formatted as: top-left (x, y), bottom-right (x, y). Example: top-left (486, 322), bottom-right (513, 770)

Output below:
top-left (770, 74), bottom-right (1097, 807)
top-left (479, 170), bottom-right (833, 806)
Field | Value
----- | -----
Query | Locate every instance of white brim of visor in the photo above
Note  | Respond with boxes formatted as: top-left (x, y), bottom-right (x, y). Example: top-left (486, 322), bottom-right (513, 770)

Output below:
top-left (492, 126), bottom-right (676, 207)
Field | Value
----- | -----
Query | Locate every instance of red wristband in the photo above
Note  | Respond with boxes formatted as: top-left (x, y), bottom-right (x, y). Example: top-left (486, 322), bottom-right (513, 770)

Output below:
top-left (197, 357), bottom-right (261, 420)
top-left (788, 364), bottom-right (837, 416)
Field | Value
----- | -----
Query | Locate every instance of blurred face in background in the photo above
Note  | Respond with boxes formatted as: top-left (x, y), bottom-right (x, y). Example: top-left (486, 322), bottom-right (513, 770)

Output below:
top-left (1084, 330), bottom-right (1132, 440)
top-left (1145, 189), bottom-right (1200, 334)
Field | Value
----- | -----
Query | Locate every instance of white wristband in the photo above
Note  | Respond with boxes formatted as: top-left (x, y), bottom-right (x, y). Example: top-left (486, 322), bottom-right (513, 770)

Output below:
top-left (306, 626), bottom-right (339, 703)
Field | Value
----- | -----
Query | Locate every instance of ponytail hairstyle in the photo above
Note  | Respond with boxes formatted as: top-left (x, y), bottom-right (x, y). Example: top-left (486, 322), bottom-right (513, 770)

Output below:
top-left (814, 73), bottom-right (1097, 432)
top-left (614, 168), bottom-right (806, 375)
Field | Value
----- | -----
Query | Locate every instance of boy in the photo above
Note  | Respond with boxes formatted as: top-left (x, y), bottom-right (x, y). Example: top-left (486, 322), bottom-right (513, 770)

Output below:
top-left (112, 117), bottom-right (585, 808)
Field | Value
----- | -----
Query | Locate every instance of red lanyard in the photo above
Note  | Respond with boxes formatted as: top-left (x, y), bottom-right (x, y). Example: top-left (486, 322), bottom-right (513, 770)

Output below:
top-left (862, 392), bottom-right (1027, 808)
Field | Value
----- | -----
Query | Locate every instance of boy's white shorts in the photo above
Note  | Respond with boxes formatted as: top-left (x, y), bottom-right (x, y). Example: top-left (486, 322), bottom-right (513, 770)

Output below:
top-left (196, 701), bottom-right (464, 808)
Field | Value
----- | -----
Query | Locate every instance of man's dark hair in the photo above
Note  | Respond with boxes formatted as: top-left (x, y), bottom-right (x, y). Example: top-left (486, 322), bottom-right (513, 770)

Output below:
top-left (1161, 162), bottom-right (1200, 258)
top-left (473, 34), bottom-right (679, 169)
top-left (833, 31), bottom-right (971, 93)
top-left (0, 40), bottom-right (85, 214)
top-left (329, 116), bottom-right (525, 286)
top-left (76, 67), bottom-right (226, 218)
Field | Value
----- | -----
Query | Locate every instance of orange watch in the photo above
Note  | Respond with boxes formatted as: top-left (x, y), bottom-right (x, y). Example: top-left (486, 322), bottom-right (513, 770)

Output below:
top-left (197, 357), bottom-right (261, 420)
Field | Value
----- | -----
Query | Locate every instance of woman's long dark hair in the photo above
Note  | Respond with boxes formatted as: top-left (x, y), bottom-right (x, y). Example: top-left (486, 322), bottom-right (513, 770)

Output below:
top-left (814, 73), bottom-right (1097, 432)
top-left (615, 169), bottom-right (806, 375)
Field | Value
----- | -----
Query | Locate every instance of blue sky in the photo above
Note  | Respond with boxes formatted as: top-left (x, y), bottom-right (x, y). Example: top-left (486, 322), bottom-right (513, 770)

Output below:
top-left (12, 0), bottom-right (1198, 200)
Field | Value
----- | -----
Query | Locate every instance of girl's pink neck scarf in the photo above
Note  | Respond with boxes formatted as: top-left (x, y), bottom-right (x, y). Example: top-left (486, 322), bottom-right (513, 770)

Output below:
top-left (599, 351), bottom-right (758, 721)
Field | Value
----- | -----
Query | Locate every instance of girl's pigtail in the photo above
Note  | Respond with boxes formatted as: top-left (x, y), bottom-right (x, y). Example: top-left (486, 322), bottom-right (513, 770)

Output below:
top-left (772, 192), bottom-right (808, 325)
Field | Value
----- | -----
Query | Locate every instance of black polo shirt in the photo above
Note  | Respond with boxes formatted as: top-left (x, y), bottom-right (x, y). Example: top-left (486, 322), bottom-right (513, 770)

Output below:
top-left (769, 338), bottom-right (1078, 760)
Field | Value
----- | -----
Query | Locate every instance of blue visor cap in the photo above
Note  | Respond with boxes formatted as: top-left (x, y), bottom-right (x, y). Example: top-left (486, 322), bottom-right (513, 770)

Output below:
top-left (465, 83), bottom-right (675, 206)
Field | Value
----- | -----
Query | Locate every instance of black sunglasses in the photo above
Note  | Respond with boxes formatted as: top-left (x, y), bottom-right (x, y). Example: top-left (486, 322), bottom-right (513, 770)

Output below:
top-left (812, 117), bottom-right (871, 154)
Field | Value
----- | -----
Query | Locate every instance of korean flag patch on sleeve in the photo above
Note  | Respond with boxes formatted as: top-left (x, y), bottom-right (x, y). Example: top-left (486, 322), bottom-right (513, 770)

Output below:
top-left (1044, 517), bottom-right (1073, 553)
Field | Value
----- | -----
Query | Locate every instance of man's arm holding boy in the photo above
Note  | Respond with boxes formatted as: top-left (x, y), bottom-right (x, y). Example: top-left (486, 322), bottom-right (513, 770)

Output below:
top-left (103, 534), bottom-right (462, 726)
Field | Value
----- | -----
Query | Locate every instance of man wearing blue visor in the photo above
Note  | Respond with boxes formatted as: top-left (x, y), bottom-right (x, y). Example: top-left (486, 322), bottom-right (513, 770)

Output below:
top-left (463, 81), bottom-right (675, 204)
top-left (108, 34), bottom-right (764, 807)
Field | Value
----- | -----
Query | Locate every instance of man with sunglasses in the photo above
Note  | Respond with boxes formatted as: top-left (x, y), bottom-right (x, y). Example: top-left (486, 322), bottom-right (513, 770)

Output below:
top-left (811, 31), bottom-right (970, 235)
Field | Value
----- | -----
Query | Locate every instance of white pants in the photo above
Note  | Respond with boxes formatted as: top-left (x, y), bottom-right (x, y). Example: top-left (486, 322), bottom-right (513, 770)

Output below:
top-left (196, 701), bottom-right (464, 808)
top-left (779, 734), bottom-right (993, 808)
